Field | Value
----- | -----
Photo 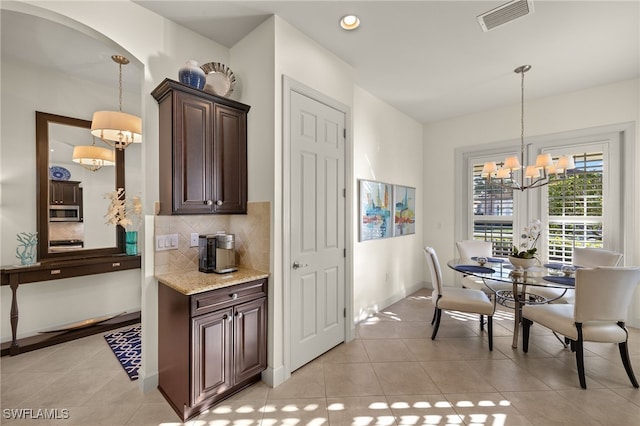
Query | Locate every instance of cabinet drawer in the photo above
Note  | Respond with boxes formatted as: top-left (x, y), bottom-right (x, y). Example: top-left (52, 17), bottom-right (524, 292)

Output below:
top-left (191, 279), bottom-right (266, 317)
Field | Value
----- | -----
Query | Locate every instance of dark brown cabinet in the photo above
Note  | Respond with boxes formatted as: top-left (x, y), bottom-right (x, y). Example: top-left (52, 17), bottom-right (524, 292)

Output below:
top-left (158, 278), bottom-right (267, 421)
top-left (49, 180), bottom-right (81, 205)
top-left (152, 79), bottom-right (249, 215)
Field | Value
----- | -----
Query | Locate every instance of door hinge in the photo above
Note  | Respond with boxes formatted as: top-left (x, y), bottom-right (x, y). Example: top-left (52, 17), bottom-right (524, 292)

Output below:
top-left (343, 128), bottom-right (346, 138)
top-left (344, 248), bottom-right (346, 258)
top-left (343, 188), bottom-right (346, 197)
top-left (343, 308), bottom-right (346, 318)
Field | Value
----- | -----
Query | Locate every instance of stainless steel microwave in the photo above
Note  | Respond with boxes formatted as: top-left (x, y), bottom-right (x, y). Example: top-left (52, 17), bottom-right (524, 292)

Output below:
top-left (49, 205), bottom-right (81, 222)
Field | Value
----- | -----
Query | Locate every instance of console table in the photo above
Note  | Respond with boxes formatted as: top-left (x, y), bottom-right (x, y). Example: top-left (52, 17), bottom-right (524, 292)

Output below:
top-left (1, 254), bottom-right (141, 356)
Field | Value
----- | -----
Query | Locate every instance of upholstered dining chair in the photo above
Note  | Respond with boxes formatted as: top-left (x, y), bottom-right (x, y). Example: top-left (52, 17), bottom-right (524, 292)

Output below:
top-left (531, 247), bottom-right (624, 304)
top-left (573, 247), bottom-right (623, 268)
top-left (521, 266), bottom-right (640, 389)
top-left (424, 246), bottom-right (496, 350)
top-left (456, 240), bottom-right (512, 294)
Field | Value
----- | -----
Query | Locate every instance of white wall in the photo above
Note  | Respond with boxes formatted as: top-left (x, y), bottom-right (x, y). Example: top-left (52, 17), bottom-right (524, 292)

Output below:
top-left (352, 86), bottom-right (425, 320)
top-left (267, 16), bottom-right (357, 385)
top-left (0, 55), bottom-right (142, 340)
top-left (422, 78), bottom-right (640, 324)
top-left (229, 17), bottom-right (278, 384)
top-left (265, 16), bottom-right (425, 385)
top-left (1, 0), bottom-right (231, 391)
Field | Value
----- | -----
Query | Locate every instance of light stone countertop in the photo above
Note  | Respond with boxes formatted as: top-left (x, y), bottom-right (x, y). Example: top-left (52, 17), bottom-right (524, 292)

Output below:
top-left (155, 267), bottom-right (270, 296)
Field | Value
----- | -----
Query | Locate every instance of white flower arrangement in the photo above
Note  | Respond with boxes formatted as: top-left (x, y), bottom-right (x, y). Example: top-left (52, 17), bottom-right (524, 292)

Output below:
top-left (104, 188), bottom-right (142, 229)
top-left (511, 219), bottom-right (542, 259)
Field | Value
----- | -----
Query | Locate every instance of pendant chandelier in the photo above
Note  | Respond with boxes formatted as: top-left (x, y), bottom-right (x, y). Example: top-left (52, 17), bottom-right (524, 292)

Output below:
top-left (482, 65), bottom-right (575, 191)
top-left (91, 55), bottom-right (142, 150)
top-left (72, 136), bottom-right (115, 172)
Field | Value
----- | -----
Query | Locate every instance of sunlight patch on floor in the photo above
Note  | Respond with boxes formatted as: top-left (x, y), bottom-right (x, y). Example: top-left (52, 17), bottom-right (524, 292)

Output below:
top-left (180, 397), bottom-right (517, 426)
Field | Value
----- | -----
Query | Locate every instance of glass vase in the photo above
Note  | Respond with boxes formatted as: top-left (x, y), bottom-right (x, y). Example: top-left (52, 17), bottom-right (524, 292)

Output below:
top-left (125, 231), bottom-right (138, 256)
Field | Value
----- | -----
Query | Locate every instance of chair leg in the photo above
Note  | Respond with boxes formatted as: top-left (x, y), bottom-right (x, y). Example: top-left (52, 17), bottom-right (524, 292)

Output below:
top-left (431, 307), bottom-right (437, 325)
top-left (487, 315), bottom-right (493, 351)
top-left (479, 314), bottom-right (485, 331)
top-left (575, 323), bottom-right (587, 389)
top-left (618, 341), bottom-right (639, 388)
top-left (431, 308), bottom-right (442, 340)
top-left (522, 317), bottom-right (532, 353)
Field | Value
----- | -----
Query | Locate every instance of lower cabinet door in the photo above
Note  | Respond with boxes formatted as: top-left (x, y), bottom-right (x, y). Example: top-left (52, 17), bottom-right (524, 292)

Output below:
top-left (192, 307), bottom-right (233, 405)
top-left (234, 297), bottom-right (267, 383)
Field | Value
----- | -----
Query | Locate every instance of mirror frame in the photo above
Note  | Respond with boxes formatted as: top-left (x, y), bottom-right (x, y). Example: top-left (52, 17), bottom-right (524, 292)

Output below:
top-left (36, 111), bottom-right (126, 261)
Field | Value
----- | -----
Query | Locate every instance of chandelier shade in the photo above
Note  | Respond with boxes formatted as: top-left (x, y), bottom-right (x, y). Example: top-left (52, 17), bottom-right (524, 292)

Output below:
top-left (482, 65), bottom-right (575, 191)
top-left (91, 55), bottom-right (142, 150)
top-left (91, 110), bottom-right (142, 148)
top-left (72, 144), bottom-right (115, 172)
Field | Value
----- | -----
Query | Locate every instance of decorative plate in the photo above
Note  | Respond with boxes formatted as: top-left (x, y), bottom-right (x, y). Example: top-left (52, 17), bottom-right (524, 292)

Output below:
top-left (200, 62), bottom-right (236, 97)
top-left (49, 166), bottom-right (71, 181)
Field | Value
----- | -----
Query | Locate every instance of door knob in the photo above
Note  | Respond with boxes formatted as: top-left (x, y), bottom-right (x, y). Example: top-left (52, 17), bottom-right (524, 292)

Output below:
top-left (292, 261), bottom-right (308, 270)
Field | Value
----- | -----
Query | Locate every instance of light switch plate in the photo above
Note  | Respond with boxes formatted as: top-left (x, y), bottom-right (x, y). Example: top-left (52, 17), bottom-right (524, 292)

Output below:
top-left (156, 234), bottom-right (179, 251)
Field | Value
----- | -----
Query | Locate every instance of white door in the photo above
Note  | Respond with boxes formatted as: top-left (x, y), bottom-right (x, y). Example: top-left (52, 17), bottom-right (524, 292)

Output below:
top-left (290, 90), bottom-right (346, 371)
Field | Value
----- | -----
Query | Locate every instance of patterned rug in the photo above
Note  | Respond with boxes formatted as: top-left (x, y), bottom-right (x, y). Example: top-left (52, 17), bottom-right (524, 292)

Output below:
top-left (104, 325), bottom-right (141, 381)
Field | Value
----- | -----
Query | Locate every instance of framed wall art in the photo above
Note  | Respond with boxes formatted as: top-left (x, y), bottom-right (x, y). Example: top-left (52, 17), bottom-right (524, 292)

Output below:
top-left (359, 179), bottom-right (393, 241)
top-left (394, 185), bottom-right (416, 236)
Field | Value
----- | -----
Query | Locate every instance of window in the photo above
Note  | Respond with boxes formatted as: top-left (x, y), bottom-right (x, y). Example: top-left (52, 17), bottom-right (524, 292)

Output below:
top-left (472, 163), bottom-right (514, 257)
top-left (460, 130), bottom-right (622, 265)
top-left (545, 151), bottom-right (604, 263)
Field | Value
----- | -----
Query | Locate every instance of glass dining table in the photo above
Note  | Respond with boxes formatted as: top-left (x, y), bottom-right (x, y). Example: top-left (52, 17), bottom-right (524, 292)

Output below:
top-left (447, 258), bottom-right (576, 349)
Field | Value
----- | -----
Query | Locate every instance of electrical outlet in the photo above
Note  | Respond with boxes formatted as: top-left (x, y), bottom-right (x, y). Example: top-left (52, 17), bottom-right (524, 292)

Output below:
top-left (190, 233), bottom-right (199, 247)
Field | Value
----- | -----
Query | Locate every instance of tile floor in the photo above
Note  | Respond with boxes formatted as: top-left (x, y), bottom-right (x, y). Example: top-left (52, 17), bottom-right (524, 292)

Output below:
top-left (1, 287), bottom-right (639, 425)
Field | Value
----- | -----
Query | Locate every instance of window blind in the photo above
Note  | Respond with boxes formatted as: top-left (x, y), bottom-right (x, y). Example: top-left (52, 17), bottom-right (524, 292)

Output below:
top-left (472, 163), bottom-right (514, 257)
top-left (547, 152), bottom-right (604, 263)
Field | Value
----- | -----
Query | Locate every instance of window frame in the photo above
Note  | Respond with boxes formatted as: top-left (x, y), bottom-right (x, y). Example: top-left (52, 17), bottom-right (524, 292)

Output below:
top-left (455, 126), bottom-right (626, 263)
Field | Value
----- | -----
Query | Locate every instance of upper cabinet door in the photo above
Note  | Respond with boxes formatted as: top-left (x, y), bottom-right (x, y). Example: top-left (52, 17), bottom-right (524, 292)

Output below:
top-left (212, 104), bottom-right (247, 214)
top-left (173, 90), bottom-right (214, 214)
top-left (153, 79), bottom-right (250, 215)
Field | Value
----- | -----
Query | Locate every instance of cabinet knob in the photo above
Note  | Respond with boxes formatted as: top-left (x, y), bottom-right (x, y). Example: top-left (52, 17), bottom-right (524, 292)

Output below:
top-left (205, 200), bottom-right (213, 206)
top-left (236, 312), bottom-right (243, 319)
top-left (216, 200), bottom-right (223, 206)
top-left (230, 293), bottom-right (238, 300)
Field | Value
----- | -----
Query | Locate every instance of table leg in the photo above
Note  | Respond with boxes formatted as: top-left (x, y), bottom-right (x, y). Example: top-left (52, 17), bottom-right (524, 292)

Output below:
top-left (512, 280), bottom-right (522, 349)
top-left (9, 278), bottom-right (20, 355)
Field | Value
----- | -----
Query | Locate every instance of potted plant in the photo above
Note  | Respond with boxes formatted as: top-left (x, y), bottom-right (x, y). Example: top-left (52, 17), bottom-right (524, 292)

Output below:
top-left (509, 219), bottom-right (542, 269)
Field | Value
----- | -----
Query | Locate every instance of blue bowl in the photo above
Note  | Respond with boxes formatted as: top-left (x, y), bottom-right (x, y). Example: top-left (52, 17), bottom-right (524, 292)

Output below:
top-left (179, 69), bottom-right (206, 90)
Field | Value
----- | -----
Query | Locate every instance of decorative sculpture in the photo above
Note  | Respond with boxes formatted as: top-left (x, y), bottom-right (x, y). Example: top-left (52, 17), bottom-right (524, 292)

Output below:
top-left (16, 232), bottom-right (38, 266)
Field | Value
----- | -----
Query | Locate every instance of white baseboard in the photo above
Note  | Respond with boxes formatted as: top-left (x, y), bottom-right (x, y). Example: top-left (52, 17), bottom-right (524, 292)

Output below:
top-left (262, 364), bottom-right (286, 388)
top-left (138, 371), bottom-right (158, 393)
top-left (355, 281), bottom-right (429, 323)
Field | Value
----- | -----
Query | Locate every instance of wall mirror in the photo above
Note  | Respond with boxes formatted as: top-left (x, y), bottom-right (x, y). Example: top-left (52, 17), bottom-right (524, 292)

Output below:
top-left (36, 112), bottom-right (126, 260)
top-left (0, 6), bottom-right (143, 263)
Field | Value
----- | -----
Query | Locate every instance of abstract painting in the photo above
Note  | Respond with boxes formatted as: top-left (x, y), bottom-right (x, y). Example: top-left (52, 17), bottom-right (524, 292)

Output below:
top-left (394, 185), bottom-right (416, 236)
top-left (359, 179), bottom-right (393, 241)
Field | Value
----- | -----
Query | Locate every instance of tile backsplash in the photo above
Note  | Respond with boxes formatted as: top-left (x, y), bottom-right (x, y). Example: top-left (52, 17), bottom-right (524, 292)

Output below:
top-left (154, 201), bottom-right (270, 275)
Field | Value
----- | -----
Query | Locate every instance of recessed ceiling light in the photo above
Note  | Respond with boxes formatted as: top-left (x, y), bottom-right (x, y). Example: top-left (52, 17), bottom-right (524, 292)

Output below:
top-left (340, 15), bottom-right (360, 31)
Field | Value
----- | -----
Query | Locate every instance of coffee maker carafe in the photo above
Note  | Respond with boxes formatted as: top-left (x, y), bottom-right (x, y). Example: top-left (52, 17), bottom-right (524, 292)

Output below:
top-left (198, 233), bottom-right (238, 274)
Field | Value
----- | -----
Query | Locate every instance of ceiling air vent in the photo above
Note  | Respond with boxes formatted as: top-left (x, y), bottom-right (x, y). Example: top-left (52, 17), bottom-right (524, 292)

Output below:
top-left (477, 0), bottom-right (534, 32)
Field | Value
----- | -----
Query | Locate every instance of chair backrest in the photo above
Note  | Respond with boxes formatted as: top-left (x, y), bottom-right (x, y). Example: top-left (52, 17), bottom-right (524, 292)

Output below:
top-left (573, 247), bottom-right (623, 268)
top-left (423, 246), bottom-right (443, 295)
top-left (574, 267), bottom-right (640, 323)
top-left (456, 240), bottom-right (492, 262)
